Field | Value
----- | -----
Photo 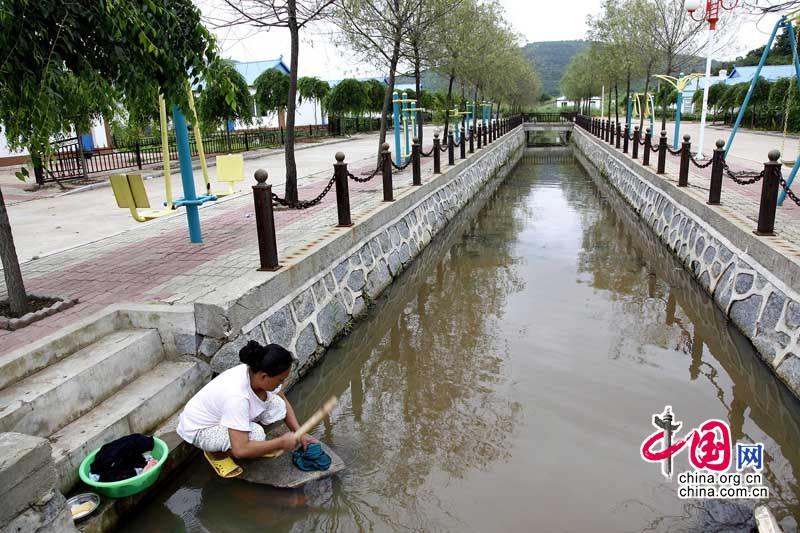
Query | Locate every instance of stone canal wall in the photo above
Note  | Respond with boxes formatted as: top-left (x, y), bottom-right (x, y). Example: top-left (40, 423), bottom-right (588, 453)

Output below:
top-left (200, 128), bottom-right (525, 379)
top-left (572, 127), bottom-right (800, 400)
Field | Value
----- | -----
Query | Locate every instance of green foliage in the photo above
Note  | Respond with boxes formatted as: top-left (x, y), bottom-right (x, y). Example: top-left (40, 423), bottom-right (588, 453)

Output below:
top-left (324, 79), bottom-right (368, 116)
top-left (297, 76), bottom-right (330, 107)
top-left (364, 79), bottom-right (386, 113)
top-left (254, 69), bottom-right (290, 117)
top-left (521, 40), bottom-right (588, 97)
top-left (721, 26), bottom-right (796, 71)
top-left (197, 58), bottom-right (253, 129)
top-left (0, 0), bottom-right (215, 159)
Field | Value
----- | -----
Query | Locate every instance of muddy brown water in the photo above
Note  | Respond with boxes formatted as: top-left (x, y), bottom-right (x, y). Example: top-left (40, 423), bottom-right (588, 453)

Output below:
top-left (122, 155), bottom-right (800, 532)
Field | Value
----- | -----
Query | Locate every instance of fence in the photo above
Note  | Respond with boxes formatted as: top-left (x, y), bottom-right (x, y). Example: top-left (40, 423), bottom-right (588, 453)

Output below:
top-left (575, 115), bottom-right (794, 237)
top-left (45, 120), bottom-right (379, 183)
top-left (254, 115), bottom-right (523, 269)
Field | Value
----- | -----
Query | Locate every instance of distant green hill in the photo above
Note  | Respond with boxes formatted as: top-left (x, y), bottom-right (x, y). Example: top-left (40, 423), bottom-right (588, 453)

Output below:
top-left (521, 40), bottom-right (588, 97)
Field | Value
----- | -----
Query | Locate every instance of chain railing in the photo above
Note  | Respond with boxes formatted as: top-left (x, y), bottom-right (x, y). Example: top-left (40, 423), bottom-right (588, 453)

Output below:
top-left (272, 173), bottom-right (336, 210)
top-left (575, 115), bottom-right (792, 238)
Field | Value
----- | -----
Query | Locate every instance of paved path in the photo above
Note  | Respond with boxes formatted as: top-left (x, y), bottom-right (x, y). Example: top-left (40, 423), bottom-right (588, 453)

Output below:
top-left (0, 128), bottom-right (446, 355)
top-left (4, 132), bottom-right (432, 263)
top-left (600, 126), bottom-right (800, 257)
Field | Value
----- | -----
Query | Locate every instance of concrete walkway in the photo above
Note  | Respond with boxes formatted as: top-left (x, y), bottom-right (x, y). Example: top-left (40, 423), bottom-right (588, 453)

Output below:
top-left (603, 124), bottom-right (800, 248)
top-left (5, 131), bottom-right (442, 263)
top-left (0, 127), bottom-right (446, 355)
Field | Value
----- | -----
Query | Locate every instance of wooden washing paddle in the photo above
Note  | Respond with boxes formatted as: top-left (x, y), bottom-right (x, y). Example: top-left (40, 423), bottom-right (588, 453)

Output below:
top-left (264, 397), bottom-right (337, 458)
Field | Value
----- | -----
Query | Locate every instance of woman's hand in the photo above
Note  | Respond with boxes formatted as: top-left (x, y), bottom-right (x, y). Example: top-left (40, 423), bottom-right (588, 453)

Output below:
top-left (300, 434), bottom-right (317, 450)
top-left (278, 432), bottom-right (299, 451)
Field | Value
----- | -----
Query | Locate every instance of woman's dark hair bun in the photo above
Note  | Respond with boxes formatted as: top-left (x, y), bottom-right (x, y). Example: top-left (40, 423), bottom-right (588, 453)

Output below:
top-left (238, 340), bottom-right (294, 377)
top-left (239, 339), bottom-right (263, 366)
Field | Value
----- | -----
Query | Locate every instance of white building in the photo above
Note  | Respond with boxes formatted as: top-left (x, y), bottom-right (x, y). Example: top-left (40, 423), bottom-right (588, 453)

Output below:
top-left (555, 95), bottom-right (601, 110)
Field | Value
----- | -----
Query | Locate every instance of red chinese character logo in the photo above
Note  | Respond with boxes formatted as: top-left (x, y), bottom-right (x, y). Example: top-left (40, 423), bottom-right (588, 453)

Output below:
top-left (641, 407), bottom-right (732, 479)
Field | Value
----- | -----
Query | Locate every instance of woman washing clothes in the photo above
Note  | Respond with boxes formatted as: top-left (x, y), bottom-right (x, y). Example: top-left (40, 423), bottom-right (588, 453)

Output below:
top-left (176, 340), bottom-right (316, 478)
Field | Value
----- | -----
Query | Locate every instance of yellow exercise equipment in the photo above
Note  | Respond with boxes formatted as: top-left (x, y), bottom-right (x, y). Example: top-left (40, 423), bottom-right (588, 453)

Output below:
top-left (110, 94), bottom-right (176, 222)
top-left (185, 82), bottom-right (213, 195)
top-left (214, 154), bottom-right (245, 196)
top-left (110, 173), bottom-right (172, 222)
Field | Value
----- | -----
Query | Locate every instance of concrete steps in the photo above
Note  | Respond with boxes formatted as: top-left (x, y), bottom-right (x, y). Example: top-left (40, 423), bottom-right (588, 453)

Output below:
top-left (50, 360), bottom-right (210, 493)
top-left (0, 323), bottom-right (210, 495)
top-left (0, 329), bottom-right (163, 437)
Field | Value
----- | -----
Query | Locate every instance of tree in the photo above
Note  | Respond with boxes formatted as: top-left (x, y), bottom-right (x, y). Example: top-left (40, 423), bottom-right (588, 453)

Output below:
top-left (254, 68), bottom-right (290, 119)
top-left (324, 78), bottom-right (369, 117)
top-left (297, 76), bottom-right (330, 124)
top-left (399, 0), bottom-right (455, 143)
top-left (363, 79), bottom-right (387, 114)
top-left (212, 0), bottom-right (338, 204)
top-left (198, 58), bottom-right (254, 130)
top-left (332, 0), bottom-right (432, 163)
top-left (0, 0), bottom-right (214, 316)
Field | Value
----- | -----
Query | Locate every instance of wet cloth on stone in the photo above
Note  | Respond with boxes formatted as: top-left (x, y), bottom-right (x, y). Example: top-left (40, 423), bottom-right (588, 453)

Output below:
top-left (292, 443), bottom-right (331, 471)
top-left (90, 434), bottom-right (154, 482)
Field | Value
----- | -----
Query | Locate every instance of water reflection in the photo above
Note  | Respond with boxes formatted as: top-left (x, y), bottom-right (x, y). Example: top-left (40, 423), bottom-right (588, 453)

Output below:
top-left (123, 157), bottom-right (800, 533)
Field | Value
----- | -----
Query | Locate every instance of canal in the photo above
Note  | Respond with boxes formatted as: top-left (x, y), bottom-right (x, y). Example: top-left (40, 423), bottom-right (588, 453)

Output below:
top-left (123, 154), bottom-right (800, 532)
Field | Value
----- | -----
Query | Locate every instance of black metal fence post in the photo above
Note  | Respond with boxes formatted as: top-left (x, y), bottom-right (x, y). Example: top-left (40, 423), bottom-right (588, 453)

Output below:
top-left (642, 128), bottom-right (652, 166)
top-left (448, 132), bottom-right (455, 165)
top-left (755, 149), bottom-right (782, 236)
top-left (244, 130), bottom-right (250, 151)
top-left (657, 130), bottom-right (667, 174)
top-left (433, 133), bottom-right (441, 174)
top-left (483, 122), bottom-right (488, 146)
top-left (334, 152), bottom-right (352, 227)
top-left (252, 169), bottom-right (280, 271)
top-left (477, 124), bottom-right (483, 149)
top-left (632, 126), bottom-right (640, 160)
top-left (412, 138), bottom-right (421, 186)
top-left (469, 126), bottom-right (475, 153)
top-left (609, 120), bottom-right (615, 146)
top-left (616, 122), bottom-right (621, 149)
top-left (708, 139), bottom-right (725, 205)
top-left (460, 127), bottom-right (466, 159)
top-left (678, 135), bottom-right (691, 187)
top-left (382, 142), bottom-right (394, 201)
top-left (135, 141), bottom-right (143, 169)
top-left (623, 124), bottom-right (629, 154)
top-left (606, 119), bottom-right (611, 143)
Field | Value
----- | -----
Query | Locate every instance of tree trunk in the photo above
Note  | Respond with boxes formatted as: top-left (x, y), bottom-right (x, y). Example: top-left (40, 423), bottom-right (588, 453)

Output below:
top-left (284, 0), bottom-right (300, 204)
top-left (626, 66), bottom-right (631, 127)
top-left (378, 30), bottom-right (401, 164)
top-left (614, 83), bottom-right (620, 123)
top-left (443, 72), bottom-right (455, 139)
top-left (661, 58), bottom-right (674, 130)
top-left (472, 85), bottom-right (479, 130)
top-left (640, 62), bottom-right (653, 130)
top-left (414, 41), bottom-right (423, 145)
top-left (0, 186), bottom-right (27, 316)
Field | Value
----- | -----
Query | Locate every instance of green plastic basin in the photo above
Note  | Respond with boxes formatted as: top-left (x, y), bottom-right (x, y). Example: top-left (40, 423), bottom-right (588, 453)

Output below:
top-left (78, 437), bottom-right (169, 499)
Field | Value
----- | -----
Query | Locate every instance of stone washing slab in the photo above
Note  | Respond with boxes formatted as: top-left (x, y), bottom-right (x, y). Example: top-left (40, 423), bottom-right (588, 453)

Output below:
top-left (239, 441), bottom-right (345, 488)
top-left (573, 127), bottom-right (800, 400)
top-left (204, 129), bottom-right (525, 378)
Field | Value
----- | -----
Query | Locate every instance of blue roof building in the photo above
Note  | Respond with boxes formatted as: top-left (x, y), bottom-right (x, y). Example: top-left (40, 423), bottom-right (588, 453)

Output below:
top-left (724, 65), bottom-right (796, 86)
top-left (231, 58), bottom-right (290, 85)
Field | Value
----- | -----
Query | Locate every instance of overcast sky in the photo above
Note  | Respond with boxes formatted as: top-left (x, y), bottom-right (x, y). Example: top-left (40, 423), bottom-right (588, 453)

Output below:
top-left (204, 1), bottom-right (785, 80)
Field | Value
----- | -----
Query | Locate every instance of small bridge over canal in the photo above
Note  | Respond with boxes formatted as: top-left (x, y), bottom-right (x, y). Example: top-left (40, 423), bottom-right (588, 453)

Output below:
top-left (523, 112), bottom-right (575, 147)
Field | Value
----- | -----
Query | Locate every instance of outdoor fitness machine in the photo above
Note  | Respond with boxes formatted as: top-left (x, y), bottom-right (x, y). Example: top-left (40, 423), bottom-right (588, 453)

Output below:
top-left (481, 102), bottom-right (492, 127)
top-left (654, 73), bottom-right (704, 149)
top-left (110, 88), bottom-right (217, 243)
top-left (631, 92), bottom-right (656, 133)
top-left (393, 91), bottom-right (420, 164)
top-left (724, 13), bottom-right (800, 206)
